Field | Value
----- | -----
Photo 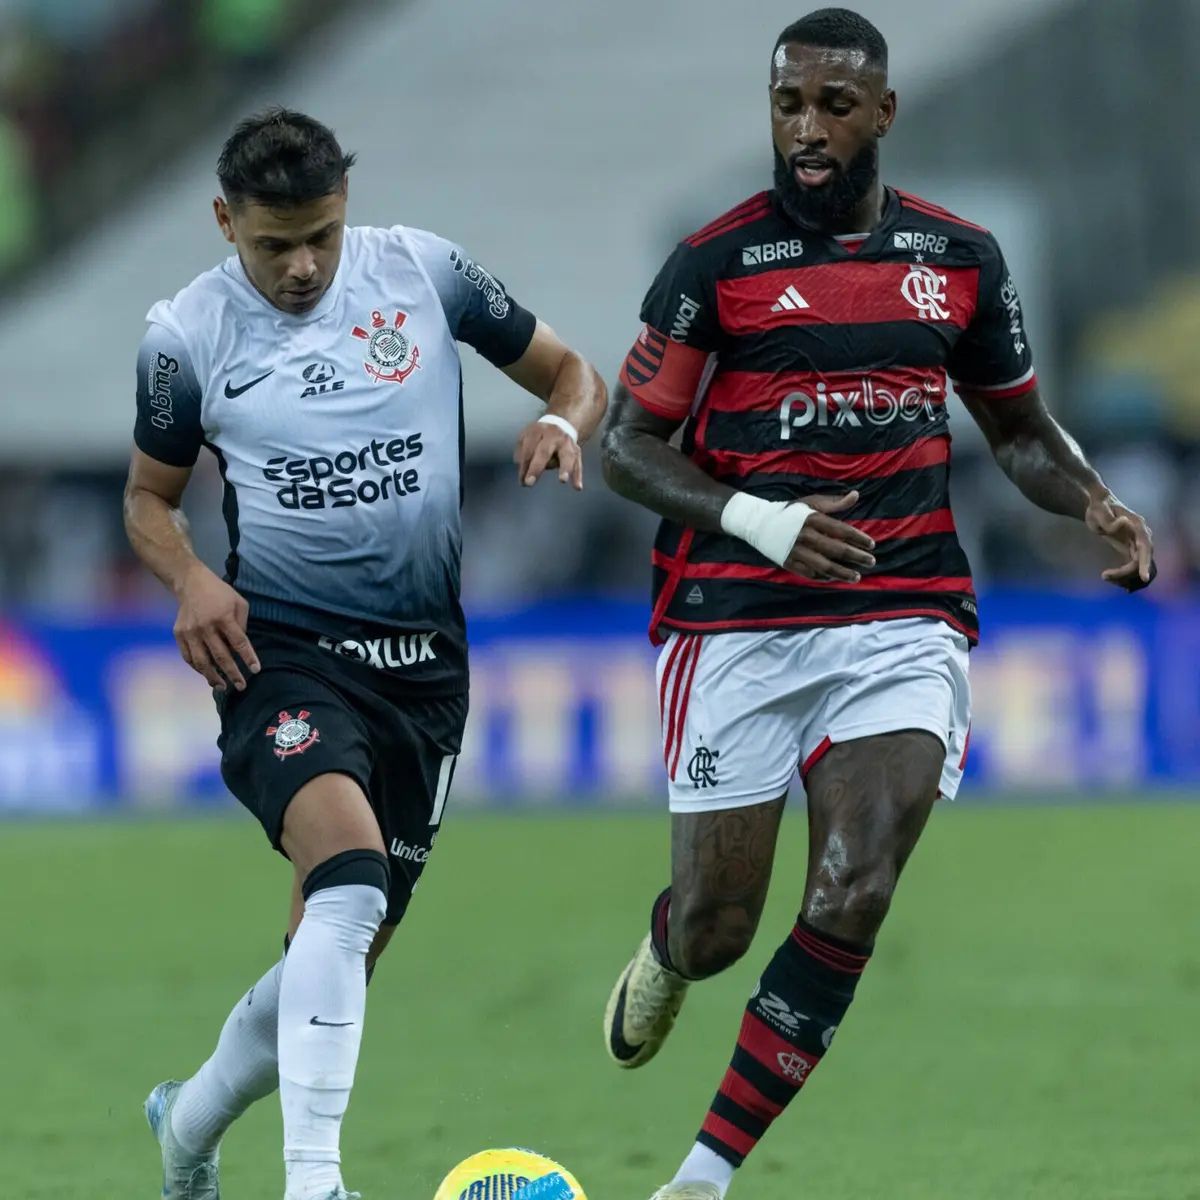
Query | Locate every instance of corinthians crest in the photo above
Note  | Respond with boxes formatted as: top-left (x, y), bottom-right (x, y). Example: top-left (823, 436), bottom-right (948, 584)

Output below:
top-left (265, 710), bottom-right (320, 759)
top-left (351, 309), bottom-right (421, 385)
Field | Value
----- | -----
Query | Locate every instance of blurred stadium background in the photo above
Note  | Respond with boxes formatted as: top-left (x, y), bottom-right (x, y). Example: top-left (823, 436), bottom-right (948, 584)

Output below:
top-left (0, 1), bottom-right (1197, 1197)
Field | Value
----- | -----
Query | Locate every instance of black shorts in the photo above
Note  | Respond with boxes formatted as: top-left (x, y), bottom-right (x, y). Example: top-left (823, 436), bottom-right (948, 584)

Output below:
top-left (217, 619), bottom-right (468, 925)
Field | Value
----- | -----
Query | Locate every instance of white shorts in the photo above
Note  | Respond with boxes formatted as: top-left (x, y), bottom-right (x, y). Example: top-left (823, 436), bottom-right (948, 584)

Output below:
top-left (657, 618), bottom-right (971, 813)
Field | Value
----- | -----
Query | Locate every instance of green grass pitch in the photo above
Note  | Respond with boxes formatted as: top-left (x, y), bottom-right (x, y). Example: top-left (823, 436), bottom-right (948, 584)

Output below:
top-left (2, 802), bottom-right (1198, 1199)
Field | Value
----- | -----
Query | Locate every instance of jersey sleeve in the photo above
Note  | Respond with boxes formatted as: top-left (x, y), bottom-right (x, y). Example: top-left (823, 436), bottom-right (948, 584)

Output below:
top-left (407, 228), bottom-right (537, 368)
top-left (638, 240), bottom-right (721, 351)
top-left (947, 236), bottom-right (1037, 399)
top-left (619, 241), bottom-right (720, 419)
top-left (133, 323), bottom-right (204, 467)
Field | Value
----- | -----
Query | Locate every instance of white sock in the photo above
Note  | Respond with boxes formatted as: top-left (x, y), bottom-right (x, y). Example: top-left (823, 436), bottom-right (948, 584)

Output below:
top-left (673, 1142), bottom-right (736, 1197)
top-left (171, 956), bottom-right (283, 1154)
top-left (278, 883), bottom-right (385, 1200)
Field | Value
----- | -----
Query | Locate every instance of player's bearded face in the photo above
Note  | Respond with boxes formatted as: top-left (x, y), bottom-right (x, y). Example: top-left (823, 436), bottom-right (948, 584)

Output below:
top-left (773, 141), bottom-right (878, 231)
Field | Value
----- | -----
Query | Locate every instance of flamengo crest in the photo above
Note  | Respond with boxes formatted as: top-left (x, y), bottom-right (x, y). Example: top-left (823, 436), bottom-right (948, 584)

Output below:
top-left (900, 265), bottom-right (950, 321)
top-left (351, 310), bottom-right (421, 385)
top-left (265, 710), bottom-right (320, 759)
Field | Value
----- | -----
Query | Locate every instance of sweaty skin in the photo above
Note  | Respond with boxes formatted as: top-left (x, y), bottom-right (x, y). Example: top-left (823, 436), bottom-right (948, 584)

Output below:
top-left (607, 39), bottom-right (1155, 973)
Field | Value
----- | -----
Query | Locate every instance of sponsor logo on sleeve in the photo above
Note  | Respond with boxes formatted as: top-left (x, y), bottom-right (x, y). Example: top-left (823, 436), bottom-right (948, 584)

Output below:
top-left (449, 249), bottom-right (512, 318)
top-left (148, 353), bottom-right (178, 430)
top-left (999, 275), bottom-right (1026, 356)
top-left (669, 293), bottom-right (702, 343)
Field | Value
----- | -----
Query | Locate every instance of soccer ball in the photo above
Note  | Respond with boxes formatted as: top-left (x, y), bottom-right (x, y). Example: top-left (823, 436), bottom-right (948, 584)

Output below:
top-left (433, 1148), bottom-right (586, 1200)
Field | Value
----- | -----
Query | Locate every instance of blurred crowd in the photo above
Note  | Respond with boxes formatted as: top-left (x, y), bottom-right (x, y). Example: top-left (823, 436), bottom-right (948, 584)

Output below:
top-left (0, 0), bottom-right (336, 280)
top-left (0, 0), bottom-right (1197, 612)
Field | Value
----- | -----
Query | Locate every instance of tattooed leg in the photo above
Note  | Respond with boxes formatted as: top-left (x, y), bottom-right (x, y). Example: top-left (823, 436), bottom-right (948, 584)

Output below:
top-left (803, 729), bottom-right (945, 944)
top-left (675, 730), bottom-right (947, 1180)
top-left (667, 796), bottom-right (787, 980)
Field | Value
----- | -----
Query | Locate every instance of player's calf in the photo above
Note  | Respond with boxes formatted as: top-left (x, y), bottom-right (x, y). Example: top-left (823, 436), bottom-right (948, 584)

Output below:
top-left (278, 774), bottom-right (389, 1200)
top-left (667, 890), bottom-right (759, 980)
top-left (605, 800), bottom-right (784, 1070)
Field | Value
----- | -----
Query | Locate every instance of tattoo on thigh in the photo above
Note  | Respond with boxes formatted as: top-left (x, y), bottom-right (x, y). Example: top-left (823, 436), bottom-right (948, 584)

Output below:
top-left (673, 800), bottom-right (785, 909)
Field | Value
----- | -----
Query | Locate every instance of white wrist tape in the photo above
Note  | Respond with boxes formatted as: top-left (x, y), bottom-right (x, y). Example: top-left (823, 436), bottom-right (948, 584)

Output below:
top-left (720, 491), bottom-right (815, 567)
top-left (537, 414), bottom-right (579, 444)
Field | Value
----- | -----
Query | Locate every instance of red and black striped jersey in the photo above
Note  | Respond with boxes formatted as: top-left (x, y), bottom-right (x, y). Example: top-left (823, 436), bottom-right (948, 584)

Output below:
top-left (619, 187), bottom-right (1037, 645)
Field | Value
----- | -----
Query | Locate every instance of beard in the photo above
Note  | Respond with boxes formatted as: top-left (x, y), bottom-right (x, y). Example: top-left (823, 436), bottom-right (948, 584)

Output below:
top-left (773, 142), bottom-right (879, 232)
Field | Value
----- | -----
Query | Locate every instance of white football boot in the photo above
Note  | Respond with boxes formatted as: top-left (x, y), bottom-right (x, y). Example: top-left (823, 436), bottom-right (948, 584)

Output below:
top-left (649, 1185), bottom-right (724, 1199)
top-left (144, 1080), bottom-right (221, 1200)
top-left (603, 934), bottom-right (690, 1068)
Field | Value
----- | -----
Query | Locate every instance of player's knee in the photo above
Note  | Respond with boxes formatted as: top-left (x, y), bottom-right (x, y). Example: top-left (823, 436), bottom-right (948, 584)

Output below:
top-left (302, 849), bottom-right (391, 945)
top-left (673, 903), bottom-right (757, 979)
top-left (805, 860), bottom-right (897, 942)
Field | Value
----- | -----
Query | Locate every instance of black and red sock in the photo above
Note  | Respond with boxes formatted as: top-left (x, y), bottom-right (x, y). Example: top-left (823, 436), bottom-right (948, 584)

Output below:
top-left (697, 916), bottom-right (871, 1166)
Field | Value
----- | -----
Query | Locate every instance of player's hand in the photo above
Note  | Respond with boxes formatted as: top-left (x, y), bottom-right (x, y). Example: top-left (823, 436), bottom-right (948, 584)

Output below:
top-left (513, 418), bottom-right (583, 490)
top-left (1085, 493), bottom-right (1156, 592)
top-left (174, 563), bottom-right (261, 691)
top-left (785, 491), bottom-right (877, 582)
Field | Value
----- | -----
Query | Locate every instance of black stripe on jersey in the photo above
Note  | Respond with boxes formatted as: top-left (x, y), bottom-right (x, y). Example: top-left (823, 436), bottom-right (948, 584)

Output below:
top-left (651, 468), bottom-right (955, 560)
top-left (660, 579), bottom-right (977, 635)
top-left (720, 321), bottom-right (961, 375)
top-left (701, 408), bottom-right (949, 458)
top-left (206, 440), bottom-right (242, 585)
top-left (685, 530), bottom-right (970, 577)
top-left (715, 463), bottom-right (952, 521)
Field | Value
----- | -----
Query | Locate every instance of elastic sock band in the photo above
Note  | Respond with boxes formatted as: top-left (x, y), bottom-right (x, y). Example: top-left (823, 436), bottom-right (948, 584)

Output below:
top-left (302, 849), bottom-right (390, 900)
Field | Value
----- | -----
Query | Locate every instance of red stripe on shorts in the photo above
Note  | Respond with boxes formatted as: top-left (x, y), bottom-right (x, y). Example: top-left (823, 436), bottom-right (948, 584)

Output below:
top-left (670, 636), bottom-right (704, 780)
top-left (663, 636), bottom-right (697, 774)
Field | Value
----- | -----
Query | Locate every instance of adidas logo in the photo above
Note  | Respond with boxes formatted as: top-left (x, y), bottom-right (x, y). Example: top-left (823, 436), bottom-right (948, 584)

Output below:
top-left (685, 585), bottom-right (704, 605)
top-left (770, 284), bottom-right (809, 313)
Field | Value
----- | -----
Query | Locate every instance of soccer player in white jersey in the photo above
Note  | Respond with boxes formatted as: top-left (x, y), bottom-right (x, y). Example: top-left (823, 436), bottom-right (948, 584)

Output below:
top-left (124, 109), bottom-right (606, 1200)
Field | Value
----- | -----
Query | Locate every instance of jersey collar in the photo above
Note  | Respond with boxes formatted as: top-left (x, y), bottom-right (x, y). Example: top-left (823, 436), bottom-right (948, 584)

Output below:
top-left (771, 185), bottom-right (902, 257)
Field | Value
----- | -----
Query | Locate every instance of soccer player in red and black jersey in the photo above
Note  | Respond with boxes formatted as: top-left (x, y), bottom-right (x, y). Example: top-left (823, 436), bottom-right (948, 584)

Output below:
top-left (599, 10), bottom-right (1155, 1199)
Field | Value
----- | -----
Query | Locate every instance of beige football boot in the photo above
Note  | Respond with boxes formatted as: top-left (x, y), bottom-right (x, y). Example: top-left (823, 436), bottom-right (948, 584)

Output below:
top-left (603, 934), bottom-right (690, 1068)
top-left (648, 1185), bottom-right (724, 1199)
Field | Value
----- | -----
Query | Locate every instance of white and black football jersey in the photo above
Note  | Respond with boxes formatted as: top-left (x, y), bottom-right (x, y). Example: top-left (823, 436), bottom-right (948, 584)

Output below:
top-left (134, 225), bottom-right (537, 686)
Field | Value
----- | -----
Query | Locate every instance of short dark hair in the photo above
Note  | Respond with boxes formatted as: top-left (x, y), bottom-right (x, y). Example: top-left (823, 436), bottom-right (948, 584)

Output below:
top-left (217, 108), bottom-right (356, 207)
top-left (775, 8), bottom-right (888, 73)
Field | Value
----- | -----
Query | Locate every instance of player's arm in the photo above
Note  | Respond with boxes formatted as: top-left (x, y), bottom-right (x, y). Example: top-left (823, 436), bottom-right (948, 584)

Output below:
top-left (950, 238), bottom-right (1153, 591)
top-left (602, 371), bottom-right (875, 583)
top-left (124, 326), bottom-right (259, 690)
top-left (960, 385), bottom-right (1153, 590)
top-left (505, 319), bottom-right (607, 490)
top-left (411, 229), bottom-right (605, 488)
top-left (601, 238), bottom-right (874, 579)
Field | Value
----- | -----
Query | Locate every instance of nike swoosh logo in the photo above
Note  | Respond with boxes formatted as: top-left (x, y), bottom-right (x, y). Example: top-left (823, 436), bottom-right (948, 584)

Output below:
top-left (310, 1016), bottom-right (355, 1027)
top-left (607, 975), bottom-right (645, 1062)
top-left (224, 370), bottom-right (274, 398)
